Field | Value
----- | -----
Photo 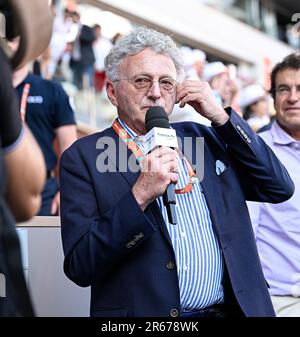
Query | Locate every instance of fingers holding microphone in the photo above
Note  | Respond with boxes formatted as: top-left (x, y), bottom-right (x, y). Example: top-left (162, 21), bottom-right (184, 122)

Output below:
top-left (132, 146), bottom-right (179, 211)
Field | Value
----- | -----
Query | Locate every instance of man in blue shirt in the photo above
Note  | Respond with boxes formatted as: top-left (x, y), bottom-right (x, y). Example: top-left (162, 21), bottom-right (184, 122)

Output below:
top-left (9, 35), bottom-right (77, 216)
top-left (13, 65), bottom-right (77, 215)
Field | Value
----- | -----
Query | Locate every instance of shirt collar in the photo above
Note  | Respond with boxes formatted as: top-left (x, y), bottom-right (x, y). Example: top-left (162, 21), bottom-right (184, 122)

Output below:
top-left (117, 117), bottom-right (175, 154)
top-left (117, 118), bottom-right (146, 153)
top-left (271, 120), bottom-right (300, 146)
top-left (117, 118), bottom-right (138, 139)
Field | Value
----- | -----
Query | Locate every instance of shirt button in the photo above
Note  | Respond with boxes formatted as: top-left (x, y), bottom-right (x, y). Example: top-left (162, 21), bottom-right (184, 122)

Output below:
top-left (181, 232), bottom-right (186, 238)
top-left (183, 265), bottom-right (188, 271)
top-left (167, 261), bottom-right (175, 270)
top-left (170, 308), bottom-right (179, 317)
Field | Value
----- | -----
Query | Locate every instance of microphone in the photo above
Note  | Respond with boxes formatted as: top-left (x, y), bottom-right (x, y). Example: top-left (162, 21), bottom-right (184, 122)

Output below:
top-left (145, 106), bottom-right (178, 225)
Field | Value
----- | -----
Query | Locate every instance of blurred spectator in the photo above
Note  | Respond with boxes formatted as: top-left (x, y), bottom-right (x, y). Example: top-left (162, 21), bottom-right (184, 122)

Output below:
top-left (39, 46), bottom-right (52, 79)
top-left (13, 71), bottom-right (77, 216)
top-left (69, 12), bottom-right (96, 90)
top-left (240, 84), bottom-right (270, 132)
top-left (180, 46), bottom-right (206, 79)
top-left (203, 61), bottom-right (238, 109)
top-left (47, 8), bottom-right (72, 80)
top-left (226, 64), bottom-right (241, 114)
top-left (32, 59), bottom-right (41, 76)
top-left (9, 34), bottom-right (77, 216)
top-left (170, 46), bottom-right (210, 125)
top-left (286, 24), bottom-right (300, 49)
top-left (203, 61), bottom-right (228, 105)
top-left (92, 24), bottom-right (112, 93)
top-left (111, 32), bottom-right (124, 45)
top-left (247, 53), bottom-right (300, 316)
top-left (222, 77), bottom-right (239, 109)
top-left (13, 67), bottom-right (77, 215)
top-left (193, 49), bottom-right (206, 79)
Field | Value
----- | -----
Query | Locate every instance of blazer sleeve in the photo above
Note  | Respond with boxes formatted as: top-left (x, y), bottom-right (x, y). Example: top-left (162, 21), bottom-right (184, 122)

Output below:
top-left (212, 108), bottom-right (294, 203)
top-left (59, 142), bottom-right (157, 287)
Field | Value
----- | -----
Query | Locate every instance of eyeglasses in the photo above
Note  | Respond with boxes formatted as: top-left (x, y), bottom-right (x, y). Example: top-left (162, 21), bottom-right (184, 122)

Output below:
top-left (114, 76), bottom-right (177, 93)
top-left (275, 85), bottom-right (300, 97)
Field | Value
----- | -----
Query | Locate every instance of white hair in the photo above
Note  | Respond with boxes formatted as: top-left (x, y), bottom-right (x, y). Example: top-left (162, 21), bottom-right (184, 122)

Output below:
top-left (105, 26), bottom-right (184, 81)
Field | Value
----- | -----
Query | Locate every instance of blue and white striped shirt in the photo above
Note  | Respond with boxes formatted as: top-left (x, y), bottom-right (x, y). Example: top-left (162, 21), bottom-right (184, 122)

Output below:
top-left (118, 118), bottom-right (224, 310)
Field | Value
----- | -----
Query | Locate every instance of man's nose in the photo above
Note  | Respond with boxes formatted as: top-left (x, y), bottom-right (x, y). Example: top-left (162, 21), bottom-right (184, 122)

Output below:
top-left (287, 87), bottom-right (299, 103)
top-left (147, 81), bottom-right (162, 100)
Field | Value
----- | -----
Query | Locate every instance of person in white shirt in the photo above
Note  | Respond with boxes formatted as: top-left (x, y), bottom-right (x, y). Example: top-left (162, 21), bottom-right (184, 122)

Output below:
top-left (240, 84), bottom-right (270, 132)
top-left (92, 24), bottom-right (113, 93)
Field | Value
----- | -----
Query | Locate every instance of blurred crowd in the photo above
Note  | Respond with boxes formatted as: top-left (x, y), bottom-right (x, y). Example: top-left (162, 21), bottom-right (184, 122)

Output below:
top-left (6, 4), bottom-right (281, 219)
top-left (32, 5), bottom-right (274, 134)
top-left (172, 45), bottom-right (273, 131)
top-left (36, 7), bottom-right (119, 92)
top-left (3, 2), bottom-right (281, 220)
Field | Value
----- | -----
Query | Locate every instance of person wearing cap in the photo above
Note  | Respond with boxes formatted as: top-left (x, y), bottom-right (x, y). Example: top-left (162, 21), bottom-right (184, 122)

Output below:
top-left (170, 46), bottom-right (210, 125)
top-left (240, 84), bottom-right (270, 132)
top-left (180, 46), bottom-right (206, 80)
top-left (247, 53), bottom-right (300, 316)
top-left (59, 27), bottom-right (294, 317)
top-left (202, 61), bottom-right (235, 108)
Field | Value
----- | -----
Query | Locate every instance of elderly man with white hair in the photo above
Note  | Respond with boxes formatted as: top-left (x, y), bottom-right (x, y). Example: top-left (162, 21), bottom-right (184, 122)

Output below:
top-left (59, 26), bottom-right (294, 317)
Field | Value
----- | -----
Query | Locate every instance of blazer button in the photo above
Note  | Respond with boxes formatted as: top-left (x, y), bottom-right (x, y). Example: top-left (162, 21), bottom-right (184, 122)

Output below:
top-left (170, 308), bottom-right (179, 317)
top-left (167, 261), bottom-right (175, 270)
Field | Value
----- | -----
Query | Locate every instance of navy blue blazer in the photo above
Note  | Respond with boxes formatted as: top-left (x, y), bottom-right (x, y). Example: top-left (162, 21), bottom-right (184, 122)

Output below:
top-left (60, 109), bottom-right (294, 317)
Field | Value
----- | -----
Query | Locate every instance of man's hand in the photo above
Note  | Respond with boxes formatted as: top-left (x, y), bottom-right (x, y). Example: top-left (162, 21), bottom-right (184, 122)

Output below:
top-left (132, 147), bottom-right (179, 211)
top-left (51, 191), bottom-right (60, 215)
top-left (176, 80), bottom-right (229, 126)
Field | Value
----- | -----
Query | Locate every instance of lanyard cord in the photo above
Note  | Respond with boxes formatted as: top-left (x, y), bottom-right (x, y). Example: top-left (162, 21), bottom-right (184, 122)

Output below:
top-left (112, 119), bottom-right (197, 194)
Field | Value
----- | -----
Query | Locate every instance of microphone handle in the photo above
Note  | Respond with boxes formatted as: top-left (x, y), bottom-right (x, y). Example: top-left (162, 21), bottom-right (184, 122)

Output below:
top-left (163, 184), bottom-right (177, 225)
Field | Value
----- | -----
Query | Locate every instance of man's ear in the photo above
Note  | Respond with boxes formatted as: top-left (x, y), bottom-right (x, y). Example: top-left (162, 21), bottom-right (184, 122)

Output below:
top-left (106, 80), bottom-right (118, 107)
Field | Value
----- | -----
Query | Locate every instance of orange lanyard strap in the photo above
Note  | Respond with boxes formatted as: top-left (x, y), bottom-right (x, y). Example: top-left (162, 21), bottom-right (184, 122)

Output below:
top-left (112, 119), bottom-right (197, 195)
top-left (174, 154), bottom-right (197, 194)
top-left (20, 83), bottom-right (31, 123)
top-left (112, 120), bottom-right (144, 161)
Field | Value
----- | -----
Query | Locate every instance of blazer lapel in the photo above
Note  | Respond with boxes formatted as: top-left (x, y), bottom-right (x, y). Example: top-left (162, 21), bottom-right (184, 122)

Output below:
top-left (98, 127), bottom-right (140, 187)
top-left (98, 127), bottom-right (173, 246)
